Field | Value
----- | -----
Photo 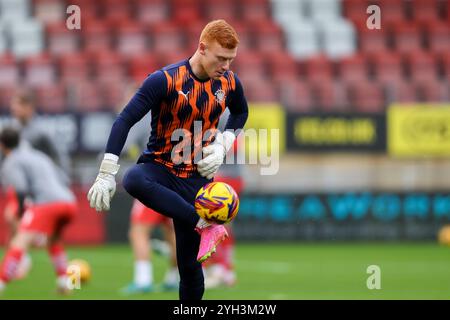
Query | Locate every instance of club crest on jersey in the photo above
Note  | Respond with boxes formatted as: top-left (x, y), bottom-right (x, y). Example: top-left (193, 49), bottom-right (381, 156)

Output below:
top-left (214, 89), bottom-right (226, 104)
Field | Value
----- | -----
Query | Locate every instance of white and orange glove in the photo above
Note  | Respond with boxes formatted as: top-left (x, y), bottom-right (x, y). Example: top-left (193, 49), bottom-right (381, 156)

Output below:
top-left (87, 153), bottom-right (120, 212)
top-left (197, 131), bottom-right (235, 179)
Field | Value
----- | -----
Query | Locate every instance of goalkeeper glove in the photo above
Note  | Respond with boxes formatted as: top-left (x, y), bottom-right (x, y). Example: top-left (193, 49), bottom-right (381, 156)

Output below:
top-left (87, 154), bottom-right (120, 212)
top-left (197, 131), bottom-right (235, 179)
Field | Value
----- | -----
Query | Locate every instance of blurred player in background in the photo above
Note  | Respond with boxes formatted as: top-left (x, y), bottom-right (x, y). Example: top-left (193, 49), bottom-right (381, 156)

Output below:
top-left (0, 127), bottom-right (77, 295)
top-left (2, 90), bottom-right (72, 280)
top-left (117, 84), bottom-right (179, 295)
top-left (88, 20), bottom-right (248, 300)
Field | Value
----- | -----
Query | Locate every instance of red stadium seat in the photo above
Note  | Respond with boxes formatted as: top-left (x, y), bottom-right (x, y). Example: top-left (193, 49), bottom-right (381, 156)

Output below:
top-left (23, 54), bottom-right (56, 87)
top-left (386, 81), bottom-right (418, 103)
top-left (69, 0), bottom-right (99, 21)
top-left (81, 21), bottom-right (113, 53)
top-left (233, 51), bottom-right (267, 83)
top-left (101, 0), bottom-right (132, 25)
top-left (156, 50), bottom-right (190, 69)
top-left (33, 84), bottom-right (66, 113)
top-left (390, 21), bottom-right (424, 53)
top-left (443, 52), bottom-right (450, 81)
top-left (128, 54), bottom-right (159, 83)
top-left (357, 23), bottom-right (389, 53)
top-left (184, 20), bottom-right (207, 52)
top-left (33, 0), bottom-right (66, 24)
top-left (411, 0), bottom-right (440, 24)
top-left (230, 21), bottom-right (254, 52)
top-left (265, 51), bottom-right (299, 83)
top-left (151, 22), bottom-right (185, 54)
top-left (69, 82), bottom-right (104, 112)
top-left (302, 55), bottom-right (334, 83)
top-left (0, 54), bottom-right (19, 86)
top-left (115, 21), bottom-right (148, 57)
top-left (204, 0), bottom-right (237, 21)
top-left (46, 22), bottom-right (80, 56)
top-left (415, 79), bottom-right (448, 102)
top-left (100, 80), bottom-right (126, 111)
top-left (90, 51), bottom-right (126, 83)
top-left (135, 0), bottom-right (169, 24)
top-left (313, 79), bottom-right (349, 112)
top-left (337, 54), bottom-right (369, 84)
top-left (252, 21), bottom-right (285, 54)
top-left (371, 51), bottom-right (404, 84)
top-left (343, 0), bottom-right (368, 20)
top-left (377, 0), bottom-right (406, 24)
top-left (278, 80), bottom-right (314, 112)
top-left (425, 22), bottom-right (450, 54)
top-left (171, 0), bottom-right (202, 24)
top-left (240, 0), bottom-right (270, 22)
top-left (59, 52), bottom-right (90, 85)
top-left (241, 79), bottom-right (278, 103)
top-left (406, 51), bottom-right (438, 82)
top-left (348, 81), bottom-right (385, 113)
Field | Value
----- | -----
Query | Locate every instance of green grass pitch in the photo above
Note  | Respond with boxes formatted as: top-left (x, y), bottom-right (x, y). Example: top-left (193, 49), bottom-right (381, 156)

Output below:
top-left (1, 243), bottom-right (449, 300)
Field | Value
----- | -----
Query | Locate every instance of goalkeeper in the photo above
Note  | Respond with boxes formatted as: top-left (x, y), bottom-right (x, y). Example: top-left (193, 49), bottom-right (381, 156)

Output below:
top-left (87, 20), bottom-right (248, 300)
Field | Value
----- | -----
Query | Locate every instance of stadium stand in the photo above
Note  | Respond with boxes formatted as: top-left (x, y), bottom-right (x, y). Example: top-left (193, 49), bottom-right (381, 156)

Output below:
top-left (0, 0), bottom-right (448, 112)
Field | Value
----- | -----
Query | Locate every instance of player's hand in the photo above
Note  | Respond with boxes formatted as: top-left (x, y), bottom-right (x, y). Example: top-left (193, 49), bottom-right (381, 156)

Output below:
top-left (87, 157), bottom-right (120, 212)
top-left (197, 131), bottom-right (235, 179)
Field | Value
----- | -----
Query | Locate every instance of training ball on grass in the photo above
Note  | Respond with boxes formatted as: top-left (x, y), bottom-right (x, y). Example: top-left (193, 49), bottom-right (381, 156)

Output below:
top-left (195, 182), bottom-right (239, 224)
top-left (438, 225), bottom-right (450, 246)
top-left (67, 259), bottom-right (91, 283)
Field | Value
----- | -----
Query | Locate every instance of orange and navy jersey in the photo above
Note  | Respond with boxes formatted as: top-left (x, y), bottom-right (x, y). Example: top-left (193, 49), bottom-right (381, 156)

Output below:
top-left (106, 59), bottom-right (249, 178)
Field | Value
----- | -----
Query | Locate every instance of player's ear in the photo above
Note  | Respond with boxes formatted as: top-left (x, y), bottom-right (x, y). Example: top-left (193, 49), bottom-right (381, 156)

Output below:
top-left (199, 42), bottom-right (207, 55)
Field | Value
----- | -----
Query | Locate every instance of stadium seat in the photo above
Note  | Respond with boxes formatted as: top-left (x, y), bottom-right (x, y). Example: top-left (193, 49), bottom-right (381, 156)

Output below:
top-left (115, 21), bottom-right (148, 57)
top-left (151, 22), bottom-right (185, 54)
top-left (270, 0), bottom-right (305, 29)
top-left (234, 51), bottom-right (268, 83)
top-left (9, 19), bottom-right (44, 58)
top-left (425, 21), bottom-right (450, 54)
top-left (0, 0), bottom-right (30, 24)
top-left (391, 21), bottom-right (424, 54)
top-left (308, 0), bottom-right (342, 23)
top-left (135, 0), bottom-right (168, 24)
top-left (415, 79), bottom-right (448, 102)
top-left (171, 0), bottom-right (202, 24)
top-left (100, 80), bottom-right (126, 111)
top-left (33, 84), bottom-right (66, 113)
top-left (81, 21), bottom-right (113, 53)
top-left (156, 50), bottom-right (190, 68)
top-left (128, 54), bottom-right (159, 83)
top-left (411, 0), bottom-right (440, 24)
top-left (46, 22), bottom-right (80, 56)
top-left (406, 51), bottom-right (438, 82)
top-left (385, 81), bottom-right (418, 103)
top-left (33, 0), bottom-right (65, 25)
top-left (443, 52), bottom-right (450, 81)
top-left (23, 54), bottom-right (56, 87)
top-left (319, 19), bottom-right (356, 59)
top-left (0, 54), bottom-right (19, 86)
top-left (69, 0), bottom-right (99, 21)
top-left (284, 20), bottom-right (320, 59)
top-left (376, 0), bottom-right (405, 24)
top-left (278, 80), bottom-right (314, 112)
top-left (59, 52), bottom-right (90, 84)
top-left (303, 55), bottom-right (334, 83)
top-left (204, 0), bottom-right (237, 21)
top-left (241, 79), bottom-right (278, 102)
top-left (90, 51), bottom-right (126, 84)
top-left (252, 21), bottom-right (285, 54)
top-left (313, 79), bottom-right (349, 112)
top-left (0, 26), bottom-right (6, 55)
top-left (265, 51), bottom-right (299, 83)
top-left (348, 81), bottom-right (385, 112)
top-left (184, 20), bottom-right (207, 52)
top-left (230, 21), bottom-right (254, 52)
top-left (337, 54), bottom-right (369, 84)
top-left (240, 0), bottom-right (271, 22)
top-left (101, 0), bottom-right (132, 24)
top-left (371, 51), bottom-right (404, 84)
top-left (357, 23), bottom-right (389, 53)
top-left (69, 81), bottom-right (104, 112)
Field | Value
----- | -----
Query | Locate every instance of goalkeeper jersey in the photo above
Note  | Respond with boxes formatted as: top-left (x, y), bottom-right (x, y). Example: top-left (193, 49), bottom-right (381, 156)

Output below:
top-left (105, 58), bottom-right (248, 178)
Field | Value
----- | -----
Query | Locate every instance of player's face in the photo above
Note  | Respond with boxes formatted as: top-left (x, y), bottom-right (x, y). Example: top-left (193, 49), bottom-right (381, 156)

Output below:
top-left (201, 41), bottom-right (237, 80)
top-left (10, 98), bottom-right (33, 124)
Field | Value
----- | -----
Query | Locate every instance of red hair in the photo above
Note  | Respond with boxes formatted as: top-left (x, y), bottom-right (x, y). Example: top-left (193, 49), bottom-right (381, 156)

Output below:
top-left (199, 19), bottom-right (239, 49)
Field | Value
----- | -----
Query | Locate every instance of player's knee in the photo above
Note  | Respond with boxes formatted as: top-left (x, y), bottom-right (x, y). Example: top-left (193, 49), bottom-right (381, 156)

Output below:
top-left (178, 261), bottom-right (204, 286)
